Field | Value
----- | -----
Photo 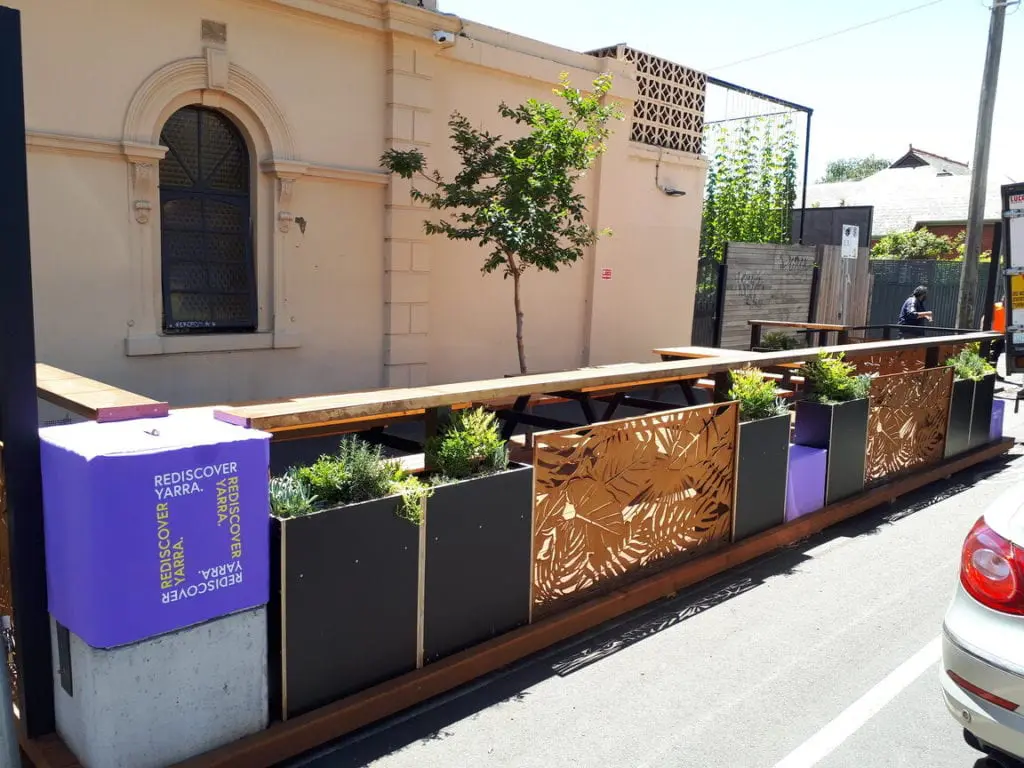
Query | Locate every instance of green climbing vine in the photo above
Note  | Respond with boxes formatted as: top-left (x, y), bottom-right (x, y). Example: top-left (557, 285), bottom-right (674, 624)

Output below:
top-left (700, 116), bottom-right (799, 262)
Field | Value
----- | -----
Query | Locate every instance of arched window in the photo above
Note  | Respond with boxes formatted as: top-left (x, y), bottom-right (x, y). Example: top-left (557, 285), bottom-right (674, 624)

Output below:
top-left (159, 106), bottom-right (255, 334)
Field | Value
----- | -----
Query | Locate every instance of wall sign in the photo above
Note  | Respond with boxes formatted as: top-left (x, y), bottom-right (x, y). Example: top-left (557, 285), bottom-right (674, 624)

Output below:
top-left (601, 268), bottom-right (613, 280)
top-left (841, 225), bottom-right (859, 259)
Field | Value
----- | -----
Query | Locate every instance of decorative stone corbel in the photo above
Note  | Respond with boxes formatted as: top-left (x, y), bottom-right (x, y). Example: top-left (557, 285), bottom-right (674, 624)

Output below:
top-left (277, 178), bottom-right (295, 233)
top-left (122, 142), bottom-right (168, 225)
top-left (261, 160), bottom-right (308, 234)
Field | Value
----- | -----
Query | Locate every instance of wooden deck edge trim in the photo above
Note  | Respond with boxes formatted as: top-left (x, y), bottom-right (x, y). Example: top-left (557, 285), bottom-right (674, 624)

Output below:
top-left (22, 438), bottom-right (1016, 768)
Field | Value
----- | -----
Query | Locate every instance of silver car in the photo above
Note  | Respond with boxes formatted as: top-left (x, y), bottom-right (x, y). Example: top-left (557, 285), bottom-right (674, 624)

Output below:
top-left (942, 485), bottom-right (1024, 766)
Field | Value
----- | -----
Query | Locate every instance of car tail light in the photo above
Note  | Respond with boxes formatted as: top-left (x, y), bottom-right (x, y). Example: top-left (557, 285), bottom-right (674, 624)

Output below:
top-left (961, 517), bottom-right (1024, 615)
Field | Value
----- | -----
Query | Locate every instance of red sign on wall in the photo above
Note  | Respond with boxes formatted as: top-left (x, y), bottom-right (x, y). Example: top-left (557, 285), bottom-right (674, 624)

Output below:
top-left (600, 268), bottom-right (613, 280)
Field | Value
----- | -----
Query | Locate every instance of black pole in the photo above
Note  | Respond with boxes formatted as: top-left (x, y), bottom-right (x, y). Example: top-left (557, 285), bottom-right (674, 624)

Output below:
top-left (982, 221), bottom-right (1002, 331)
top-left (798, 110), bottom-right (813, 244)
top-left (0, 6), bottom-right (55, 738)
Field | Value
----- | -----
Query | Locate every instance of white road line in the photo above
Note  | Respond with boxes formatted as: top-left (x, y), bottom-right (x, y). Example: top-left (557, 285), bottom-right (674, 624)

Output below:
top-left (771, 636), bottom-right (942, 768)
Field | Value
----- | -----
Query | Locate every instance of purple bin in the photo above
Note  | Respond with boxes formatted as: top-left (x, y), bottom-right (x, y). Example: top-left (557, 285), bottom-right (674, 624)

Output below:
top-left (40, 411), bottom-right (271, 648)
top-left (786, 444), bottom-right (827, 522)
top-left (990, 399), bottom-right (1005, 443)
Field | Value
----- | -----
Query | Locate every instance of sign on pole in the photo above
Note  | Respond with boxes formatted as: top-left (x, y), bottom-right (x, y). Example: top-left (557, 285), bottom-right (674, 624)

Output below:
top-left (1001, 182), bottom-right (1024, 374)
top-left (841, 225), bottom-right (859, 259)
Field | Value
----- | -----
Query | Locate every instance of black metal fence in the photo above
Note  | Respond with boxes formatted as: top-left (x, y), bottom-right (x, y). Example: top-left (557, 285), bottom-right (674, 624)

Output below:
top-left (692, 256), bottom-right (724, 346)
top-left (867, 260), bottom-right (1002, 331)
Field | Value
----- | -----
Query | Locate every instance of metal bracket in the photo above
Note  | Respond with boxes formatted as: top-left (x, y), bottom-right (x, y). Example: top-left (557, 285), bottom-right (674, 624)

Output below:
top-left (55, 622), bottom-right (72, 697)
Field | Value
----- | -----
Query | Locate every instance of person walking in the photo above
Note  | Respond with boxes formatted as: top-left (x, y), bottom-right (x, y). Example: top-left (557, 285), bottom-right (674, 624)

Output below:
top-left (897, 285), bottom-right (933, 338)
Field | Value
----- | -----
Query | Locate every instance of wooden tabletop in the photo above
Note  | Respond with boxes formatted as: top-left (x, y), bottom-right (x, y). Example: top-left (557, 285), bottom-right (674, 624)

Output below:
top-left (745, 320), bottom-right (848, 331)
top-left (36, 363), bottom-right (168, 422)
top-left (215, 332), bottom-right (999, 433)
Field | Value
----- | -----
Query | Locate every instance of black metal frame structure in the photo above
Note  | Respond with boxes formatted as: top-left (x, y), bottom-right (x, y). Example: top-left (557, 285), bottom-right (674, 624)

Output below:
top-left (0, 5), bottom-right (55, 738)
top-left (705, 75), bottom-right (814, 245)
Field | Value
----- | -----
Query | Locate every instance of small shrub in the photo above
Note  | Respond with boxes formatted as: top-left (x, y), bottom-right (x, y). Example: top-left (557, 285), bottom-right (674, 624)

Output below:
top-left (945, 344), bottom-right (996, 382)
top-left (799, 352), bottom-right (871, 405)
top-left (269, 468), bottom-right (318, 519)
top-left (426, 408), bottom-right (509, 483)
top-left (728, 368), bottom-right (789, 422)
top-left (278, 437), bottom-right (431, 525)
top-left (761, 331), bottom-right (802, 351)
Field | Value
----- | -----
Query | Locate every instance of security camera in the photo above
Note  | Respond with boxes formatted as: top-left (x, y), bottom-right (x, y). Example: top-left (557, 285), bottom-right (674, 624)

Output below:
top-left (432, 30), bottom-right (455, 45)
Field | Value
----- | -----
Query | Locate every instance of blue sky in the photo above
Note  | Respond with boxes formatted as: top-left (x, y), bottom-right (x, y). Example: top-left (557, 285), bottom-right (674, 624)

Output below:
top-left (438, 0), bottom-right (1024, 183)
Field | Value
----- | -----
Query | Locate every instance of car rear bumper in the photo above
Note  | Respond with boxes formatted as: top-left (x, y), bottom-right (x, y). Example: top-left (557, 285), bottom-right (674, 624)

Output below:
top-left (941, 631), bottom-right (1024, 760)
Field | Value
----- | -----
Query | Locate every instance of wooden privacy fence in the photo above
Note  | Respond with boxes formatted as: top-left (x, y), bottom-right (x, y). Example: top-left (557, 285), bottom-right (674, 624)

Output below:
top-left (719, 243), bottom-right (817, 349)
top-left (714, 243), bottom-right (873, 350)
top-left (22, 330), bottom-right (1011, 768)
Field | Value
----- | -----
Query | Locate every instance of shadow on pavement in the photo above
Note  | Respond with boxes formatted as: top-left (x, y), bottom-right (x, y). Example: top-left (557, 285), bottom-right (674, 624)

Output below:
top-left (284, 450), bottom-right (1021, 768)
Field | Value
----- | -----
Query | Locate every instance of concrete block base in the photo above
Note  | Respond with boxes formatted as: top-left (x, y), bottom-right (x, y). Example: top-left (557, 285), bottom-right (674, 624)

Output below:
top-left (52, 607), bottom-right (268, 768)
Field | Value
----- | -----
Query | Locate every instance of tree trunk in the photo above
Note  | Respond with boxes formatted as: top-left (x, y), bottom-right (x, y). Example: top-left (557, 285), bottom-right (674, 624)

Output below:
top-left (512, 268), bottom-right (527, 374)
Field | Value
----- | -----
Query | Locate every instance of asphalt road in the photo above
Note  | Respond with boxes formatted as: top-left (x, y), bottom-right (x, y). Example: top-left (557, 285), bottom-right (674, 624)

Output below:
top-left (290, 388), bottom-right (1024, 768)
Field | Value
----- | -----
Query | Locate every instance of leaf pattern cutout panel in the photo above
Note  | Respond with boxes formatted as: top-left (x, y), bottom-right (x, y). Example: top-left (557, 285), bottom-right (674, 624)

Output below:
top-left (865, 367), bottom-right (953, 483)
top-left (846, 348), bottom-right (926, 377)
top-left (532, 403), bottom-right (738, 614)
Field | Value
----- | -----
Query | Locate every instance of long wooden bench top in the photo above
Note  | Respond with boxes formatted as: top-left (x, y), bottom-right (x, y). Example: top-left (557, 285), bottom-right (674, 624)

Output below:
top-left (36, 364), bottom-right (169, 422)
top-left (216, 332), bottom-right (999, 433)
top-left (745, 320), bottom-right (848, 331)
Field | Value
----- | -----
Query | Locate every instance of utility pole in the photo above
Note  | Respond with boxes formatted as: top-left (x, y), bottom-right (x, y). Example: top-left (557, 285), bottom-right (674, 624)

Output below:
top-left (956, 0), bottom-right (1015, 329)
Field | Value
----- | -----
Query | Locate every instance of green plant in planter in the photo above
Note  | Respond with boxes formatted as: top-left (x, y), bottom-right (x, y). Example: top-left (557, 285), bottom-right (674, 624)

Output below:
top-left (728, 368), bottom-right (789, 422)
top-left (269, 468), bottom-right (318, 519)
top-left (426, 408), bottom-right (509, 483)
top-left (799, 352), bottom-right (872, 405)
top-left (278, 437), bottom-right (431, 524)
top-left (761, 331), bottom-right (802, 351)
top-left (944, 344), bottom-right (996, 382)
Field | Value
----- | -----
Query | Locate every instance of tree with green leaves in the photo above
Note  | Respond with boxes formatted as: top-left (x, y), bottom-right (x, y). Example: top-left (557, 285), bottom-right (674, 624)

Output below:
top-left (380, 74), bottom-right (622, 374)
top-left (818, 155), bottom-right (890, 183)
top-left (870, 228), bottom-right (956, 260)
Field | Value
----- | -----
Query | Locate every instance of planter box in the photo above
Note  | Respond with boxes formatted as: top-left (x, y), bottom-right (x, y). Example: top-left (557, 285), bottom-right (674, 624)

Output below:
top-left (423, 464), bottom-right (533, 664)
top-left (968, 374), bottom-right (997, 451)
top-left (794, 398), bottom-right (869, 505)
top-left (734, 414), bottom-right (790, 541)
top-left (990, 398), bottom-right (1005, 443)
top-left (271, 497), bottom-right (420, 720)
top-left (945, 378), bottom-right (974, 459)
top-left (786, 445), bottom-right (827, 521)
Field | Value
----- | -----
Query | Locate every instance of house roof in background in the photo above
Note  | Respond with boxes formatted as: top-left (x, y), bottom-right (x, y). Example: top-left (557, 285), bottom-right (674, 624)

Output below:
top-left (888, 145), bottom-right (970, 176)
top-left (805, 166), bottom-right (1013, 237)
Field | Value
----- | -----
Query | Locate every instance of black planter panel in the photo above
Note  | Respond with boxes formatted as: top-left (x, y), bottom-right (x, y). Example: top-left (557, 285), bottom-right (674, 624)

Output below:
top-left (734, 415), bottom-right (790, 541)
top-left (279, 497), bottom-right (420, 718)
top-left (794, 399), bottom-right (868, 505)
top-left (945, 378), bottom-right (974, 458)
top-left (968, 374), bottom-right (996, 451)
top-left (423, 465), bottom-right (533, 664)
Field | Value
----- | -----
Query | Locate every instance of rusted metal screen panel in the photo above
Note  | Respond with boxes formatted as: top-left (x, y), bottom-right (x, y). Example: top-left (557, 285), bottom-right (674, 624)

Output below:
top-left (846, 348), bottom-right (927, 377)
top-left (865, 367), bottom-right (954, 483)
top-left (720, 243), bottom-right (818, 349)
top-left (532, 402), bottom-right (738, 617)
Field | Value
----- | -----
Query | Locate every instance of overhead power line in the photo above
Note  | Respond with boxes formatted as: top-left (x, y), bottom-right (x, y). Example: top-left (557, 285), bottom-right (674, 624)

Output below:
top-left (711, 0), bottom-right (948, 71)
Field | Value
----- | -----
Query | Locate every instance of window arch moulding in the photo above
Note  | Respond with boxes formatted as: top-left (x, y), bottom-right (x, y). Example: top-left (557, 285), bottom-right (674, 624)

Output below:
top-left (122, 54), bottom-right (304, 357)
